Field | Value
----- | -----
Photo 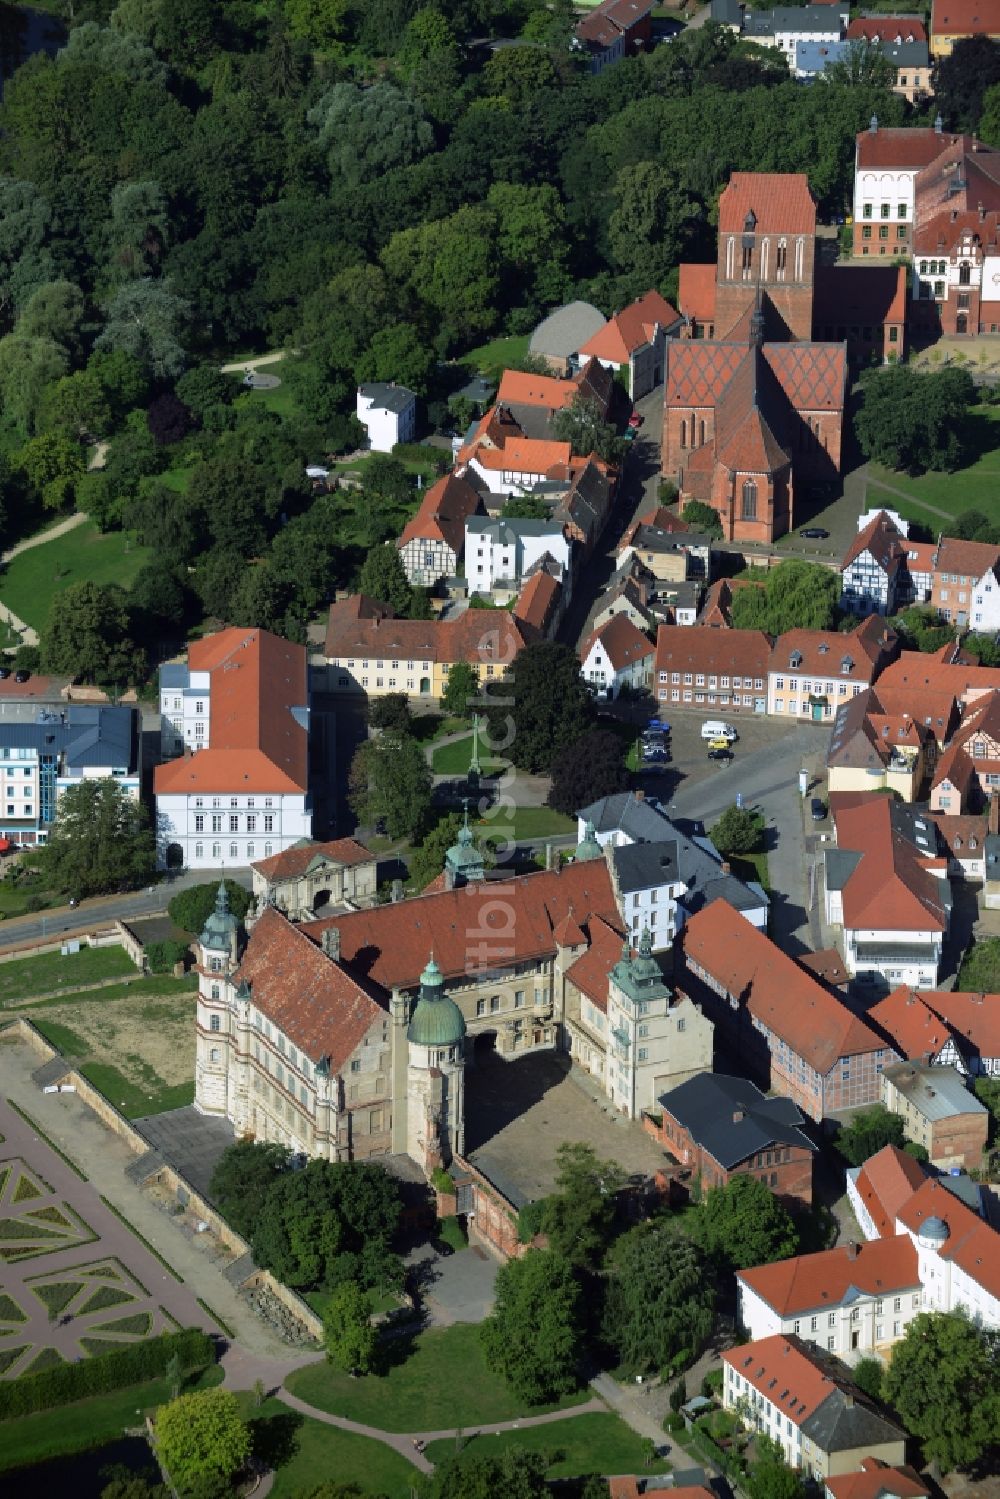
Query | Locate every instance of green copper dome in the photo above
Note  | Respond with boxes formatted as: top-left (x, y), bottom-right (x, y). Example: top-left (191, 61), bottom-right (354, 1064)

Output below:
top-left (575, 820), bottom-right (602, 862)
top-left (200, 881), bottom-right (238, 950)
top-left (407, 955), bottom-right (467, 1048)
top-left (445, 805), bottom-right (485, 880)
top-left (611, 928), bottom-right (669, 1005)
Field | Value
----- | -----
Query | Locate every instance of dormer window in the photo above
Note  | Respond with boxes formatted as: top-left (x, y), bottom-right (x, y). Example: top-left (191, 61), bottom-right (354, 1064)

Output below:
top-left (789, 651), bottom-right (803, 669)
top-left (841, 656), bottom-right (854, 673)
top-left (818, 643), bottom-right (829, 655)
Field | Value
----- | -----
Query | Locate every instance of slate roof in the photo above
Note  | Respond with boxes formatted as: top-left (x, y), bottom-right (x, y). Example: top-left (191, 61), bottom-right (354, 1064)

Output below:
top-left (358, 382), bottom-right (415, 414)
top-left (154, 629), bottom-right (308, 796)
top-left (236, 906), bottom-right (384, 1069)
top-left (660, 1073), bottom-right (815, 1169)
top-left (580, 790), bottom-right (675, 843)
top-left (738, 1235), bottom-right (919, 1317)
top-left (681, 901), bottom-right (885, 1074)
top-left (0, 704), bottom-right (138, 774)
top-left (882, 1060), bottom-right (986, 1122)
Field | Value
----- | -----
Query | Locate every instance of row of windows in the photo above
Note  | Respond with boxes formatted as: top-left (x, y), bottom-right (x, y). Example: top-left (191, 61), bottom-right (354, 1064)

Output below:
top-left (659, 672), bottom-right (765, 689)
top-left (659, 690), bottom-right (757, 707)
top-left (196, 841), bottom-right (273, 860)
top-left (860, 225), bottom-right (907, 241)
top-left (194, 815), bottom-right (275, 834)
top-left (194, 796), bottom-right (274, 809)
top-left (861, 202), bottom-right (907, 219)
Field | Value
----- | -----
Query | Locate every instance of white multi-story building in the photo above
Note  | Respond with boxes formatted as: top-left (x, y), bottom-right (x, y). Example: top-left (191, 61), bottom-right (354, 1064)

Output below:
top-left (356, 383), bottom-right (417, 454)
top-left (0, 706), bottom-right (139, 848)
top-left (155, 628), bottom-right (311, 872)
top-left (579, 614), bottom-right (654, 699)
top-left (464, 516), bottom-right (572, 595)
top-left (851, 120), bottom-right (949, 259)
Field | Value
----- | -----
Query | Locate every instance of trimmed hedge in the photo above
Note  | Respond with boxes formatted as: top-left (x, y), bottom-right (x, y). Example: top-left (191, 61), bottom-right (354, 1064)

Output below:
top-left (0, 1327), bottom-right (214, 1420)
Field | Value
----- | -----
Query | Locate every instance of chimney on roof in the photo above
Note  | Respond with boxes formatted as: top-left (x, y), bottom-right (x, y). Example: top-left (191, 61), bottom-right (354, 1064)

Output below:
top-left (843, 1393), bottom-right (854, 1408)
top-left (935, 113), bottom-right (943, 134)
top-left (732, 1109), bottom-right (745, 1124)
top-left (721, 861), bottom-right (731, 875)
top-left (990, 793), bottom-right (1000, 837)
top-left (635, 789), bottom-right (645, 802)
top-left (545, 842), bottom-right (554, 872)
top-left (846, 1241), bottom-right (859, 1260)
top-left (979, 202), bottom-right (986, 222)
top-left (391, 879), bottom-right (404, 903)
top-left (870, 114), bottom-right (878, 134)
top-left (321, 926), bottom-right (341, 962)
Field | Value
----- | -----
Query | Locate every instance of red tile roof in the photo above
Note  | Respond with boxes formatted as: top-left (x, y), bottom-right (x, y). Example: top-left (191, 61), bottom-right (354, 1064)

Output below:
top-left (566, 914), bottom-right (626, 1013)
top-left (722, 1335), bottom-right (842, 1425)
top-left (764, 342), bottom-right (847, 412)
top-left (397, 472), bottom-right (482, 553)
top-left (773, 618), bottom-right (894, 682)
top-left (825, 1459), bottom-right (929, 1499)
top-left (465, 436), bottom-right (573, 475)
top-left (896, 1176), bottom-right (1000, 1298)
top-left (718, 173), bottom-right (816, 236)
top-left (852, 1144), bottom-right (928, 1238)
top-left (655, 624), bottom-right (771, 683)
top-left (738, 1235), bottom-right (919, 1317)
top-left (497, 369), bottom-right (578, 410)
top-left (931, 0), bottom-right (1000, 36)
top-left (869, 986), bottom-right (958, 1062)
top-left (831, 797), bottom-right (948, 933)
top-left (847, 17), bottom-right (927, 41)
top-left (841, 510), bottom-right (905, 574)
top-left (302, 861), bottom-right (622, 993)
top-left (324, 595), bottom-right (530, 668)
top-left (681, 902), bottom-right (885, 1075)
top-left (877, 652), bottom-right (1000, 705)
top-left (580, 613), bottom-right (655, 673)
top-left (931, 740), bottom-right (976, 795)
top-left (796, 948), bottom-right (849, 987)
top-left (610, 1484), bottom-right (713, 1499)
top-left (878, 986), bottom-right (1000, 1062)
top-left (154, 629), bottom-right (308, 795)
top-left (235, 905), bottom-right (384, 1069)
top-left (251, 838), bottom-right (374, 883)
top-left (678, 263), bottom-right (716, 325)
top-left (579, 290), bottom-right (680, 364)
top-left (933, 535), bottom-right (1000, 581)
top-left (513, 569), bottom-right (561, 635)
top-left (855, 127), bottom-right (960, 170)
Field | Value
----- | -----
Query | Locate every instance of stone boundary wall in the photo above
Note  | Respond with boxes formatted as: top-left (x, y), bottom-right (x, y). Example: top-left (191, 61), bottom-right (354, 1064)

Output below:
top-left (0, 1016), bottom-right (323, 1343)
top-left (0, 919), bottom-right (149, 966)
top-left (451, 1154), bottom-right (524, 1261)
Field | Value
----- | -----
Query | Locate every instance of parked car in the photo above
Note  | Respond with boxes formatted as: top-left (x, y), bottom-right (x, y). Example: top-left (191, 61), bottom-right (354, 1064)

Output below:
top-left (799, 527), bottom-right (829, 540)
top-left (14, 671), bottom-right (30, 684)
top-left (701, 720), bottom-right (737, 742)
top-left (707, 736), bottom-right (732, 752)
top-left (628, 412), bottom-right (644, 430)
top-left (810, 797), bottom-right (827, 822)
top-left (708, 747), bottom-right (733, 763)
top-left (0, 668), bottom-right (9, 680)
top-left (646, 719), bottom-right (671, 733)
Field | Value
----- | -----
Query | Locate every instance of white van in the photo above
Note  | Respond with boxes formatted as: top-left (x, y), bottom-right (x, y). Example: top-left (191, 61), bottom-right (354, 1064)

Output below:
top-left (701, 720), bottom-right (738, 742)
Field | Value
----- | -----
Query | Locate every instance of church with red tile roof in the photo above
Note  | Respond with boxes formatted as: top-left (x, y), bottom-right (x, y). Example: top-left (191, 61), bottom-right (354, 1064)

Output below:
top-left (665, 172), bottom-right (848, 545)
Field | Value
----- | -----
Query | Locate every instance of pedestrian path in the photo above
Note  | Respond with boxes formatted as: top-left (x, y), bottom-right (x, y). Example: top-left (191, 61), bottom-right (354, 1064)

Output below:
top-left (0, 511), bottom-right (91, 647)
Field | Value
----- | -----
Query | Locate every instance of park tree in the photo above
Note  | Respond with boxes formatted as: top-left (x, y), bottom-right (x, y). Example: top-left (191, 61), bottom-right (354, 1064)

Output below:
top-left (323, 1282), bottom-right (377, 1375)
top-left (440, 660), bottom-right (479, 718)
top-left (607, 160), bottom-right (699, 294)
top-left (41, 581), bottom-right (146, 687)
top-left (883, 1310), bottom-right (1000, 1471)
top-left (983, 80), bottom-right (1000, 148)
top-left (542, 1142), bottom-right (624, 1274)
top-left (551, 394), bottom-right (623, 464)
top-left (746, 1434), bottom-right (806, 1499)
top-left (167, 880), bottom-right (253, 935)
top-left (729, 560), bottom-right (840, 633)
top-left (155, 1388), bottom-right (250, 1498)
top-left (38, 780), bottom-right (156, 897)
top-left (823, 39), bottom-right (895, 89)
top-left (0, 333), bottom-right (69, 434)
top-left (856, 366), bottom-right (976, 474)
top-left (681, 500), bottom-right (723, 538)
top-left (354, 322), bottom-right (435, 396)
top-left (709, 806), bottom-right (763, 858)
top-left (349, 732), bottom-right (433, 841)
top-left (381, 205), bottom-right (501, 352)
top-left (146, 391), bottom-right (191, 446)
top-left (18, 279), bottom-right (86, 358)
top-left (547, 728), bottom-right (629, 816)
top-left (368, 693), bottom-right (412, 734)
top-left (94, 279), bottom-right (191, 381)
top-left (357, 546), bottom-right (413, 616)
top-left (694, 1173), bottom-right (798, 1273)
top-left (425, 1450), bottom-right (549, 1499)
top-left (284, 0), bottom-right (351, 47)
top-left (209, 1141), bottom-right (291, 1238)
top-left (602, 1219), bottom-right (715, 1376)
top-left (41, 370), bottom-right (113, 441)
top-left (486, 641), bottom-right (594, 774)
top-left (16, 432), bottom-right (86, 511)
top-left (934, 35), bottom-right (1000, 133)
top-left (836, 1106), bottom-right (906, 1167)
top-left (481, 1249), bottom-right (583, 1404)
top-left (308, 82), bottom-right (434, 188)
top-left (251, 1158), bottom-right (402, 1292)
top-left (407, 811), bottom-right (461, 891)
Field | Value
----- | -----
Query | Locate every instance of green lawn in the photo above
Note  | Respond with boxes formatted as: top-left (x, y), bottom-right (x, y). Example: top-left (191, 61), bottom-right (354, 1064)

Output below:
top-left (0, 946), bottom-right (135, 1006)
top-left (423, 1412), bottom-right (654, 1479)
top-left (244, 1397), bottom-right (417, 1499)
top-left (156, 464), bottom-right (196, 494)
top-left (460, 333), bottom-right (530, 378)
top-left (866, 405), bottom-right (1000, 526)
top-left (0, 884), bottom-right (61, 919)
top-left (0, 1364), bottom-right (223, 1473)
top-left (476, 806), bottom-right (576, 843)
top-left (20, 974), bottom-right (195, 1013)
top-left (284, 1324), bottom-right (589, 1432)
top-left (1, 520), bottom-right (152, 632)
top-left (957, 936), bottom-right (1000, 992)
top-left (431, 734), bottom-right (508, 776)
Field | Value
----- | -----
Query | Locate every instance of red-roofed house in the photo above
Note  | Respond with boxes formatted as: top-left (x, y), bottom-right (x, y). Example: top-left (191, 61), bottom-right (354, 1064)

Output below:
top-left (825, 794), bottom-right (950, 987)
top-left (870, 984), bottom-right (1000, 1078)
top-left (513, 567), bottom-right (563, 640)
top-left (851, 121), bottom-right (970, 258)
top-left (578, 289), bottom-right (681, 397)
top-left (655, 625), bottom-right (771, 716)
top-left (737, 1236), bottom-right (922, 1355)
top-left (155, 629), bottom-right (311, 871)
top-left (665, 172), bottom-right (847, 543)
top-left (574, 0), bottom-right (654, 71)
top-left (895, 1175), bottom-right (1000, 1324)
top-left (931, 0), bottom-right (1000, 55)
top-left (580, 614), bottom-right (655, 698)
top-left (250, 838), bottom-right (377, 919)
top-left (679, 901), bottom-right (891, 1120)
top-left (397, 472), bottom-right (483, 587)
top-left (766, 617), bottom-right (897, 721)
top-left (846, 1143), bottom-right (929, 1240)
top-left (824, 1459), bottom-right (929, 1499)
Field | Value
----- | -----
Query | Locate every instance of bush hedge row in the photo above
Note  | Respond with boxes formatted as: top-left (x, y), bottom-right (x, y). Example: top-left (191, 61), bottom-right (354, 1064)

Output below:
top-left (0, 1328), bottom-right (214, 1420)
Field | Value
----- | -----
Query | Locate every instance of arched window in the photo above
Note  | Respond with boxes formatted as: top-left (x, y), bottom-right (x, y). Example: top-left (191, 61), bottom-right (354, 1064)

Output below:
top-left (680, 418), bottom-right (688, 448)
top-left (699, 419), bottom-right (706, 446)
top-left (794, 237), bottom-right (805, 281)
top-left (726, 236), bottom-right (735, 279)
top-left (760, 237), bottom-right (769, 281)
top-left (959, 261), bottom-right (971, 285)
top-left (741, 480), bottom-right (758, 520)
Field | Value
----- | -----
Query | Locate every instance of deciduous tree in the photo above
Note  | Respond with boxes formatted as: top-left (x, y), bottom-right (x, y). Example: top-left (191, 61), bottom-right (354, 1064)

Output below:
top-left (602, 1219), bottom-right (715, 1376)
top-left (542, 1142), bottom-right (623, 1273)
top-left (836, 1106), bottom-right (905, 1167)
top-left (357, 547), bottom-right (413, 616)
top-left (323, 1282), bottom-right (376, 1374)
top-left (729, 560), bottom-right (840, 633)
top-left (709, 806), bottom-right (763, 858)
top-left (348, 733), bottom-right (433, 841)
top-left (486, 641), bottom-right (594, 774)
top-left (480, 1249), bottom-right (582, 1404)
top-left (440, 660), bottom-right (479, 718)
top-left (38, 779), bottom-right (155, 898)
top-left (547, 728), bottom-right (629, 817)
top-left (209, 1141), bottom-right (291, 1239)
top-left (694, 1173), bottom-right (798, 1273)
top-left (251, 1159), bottom-right (401, 1291)
top-left (883, 1310), bottom-right (1000, 1471)
top-left (41, 580), bottom-right (146, 687)
top-left (155, 1388), bottom-right (250, 1498)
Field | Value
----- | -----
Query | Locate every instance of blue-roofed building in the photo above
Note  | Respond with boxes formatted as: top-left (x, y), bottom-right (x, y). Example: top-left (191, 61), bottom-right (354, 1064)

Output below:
top-left (0, 705), bottom-right (140, 846)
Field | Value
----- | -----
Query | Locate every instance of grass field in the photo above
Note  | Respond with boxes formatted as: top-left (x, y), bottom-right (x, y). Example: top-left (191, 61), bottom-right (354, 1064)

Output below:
top-left (285, 1324), bottom-right (588, 1432)
top-left (865, 405), bottom-right (1000, 527)
top-left (0, 946), bottom-right (135, 1006)
top-left (460, 333), bottom-right (530, 378)
top-left (1, 520), bottom-right (152, 632)
top-left (431, 734), bottom-right (507, 776)
top-left (242, 1396), bottom-right (417, 1499)
top-left (0, 1365), bottom-right (223, 1473)
top-left (476, 806), bottom-right (575, 843)
top-left (156, 464), bottom-right (196, 494)
top-left (423, 1412), bottom-right (654, 1480)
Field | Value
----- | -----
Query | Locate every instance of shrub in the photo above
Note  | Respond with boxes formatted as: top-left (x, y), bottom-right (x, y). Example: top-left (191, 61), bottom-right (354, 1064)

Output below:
top-left (516, 1198), bottom-right (549, 1244)
top-left (0, 1328), bottom-right (214, 1419)
top-left (430, 1167), bottom-right (455, 1194)
top-left (391, 442), bottom-right (449, 473)
top-left (702, 1367), bottom-right (724, 1399)
top-left (145, 939), bottom-right (189, 974)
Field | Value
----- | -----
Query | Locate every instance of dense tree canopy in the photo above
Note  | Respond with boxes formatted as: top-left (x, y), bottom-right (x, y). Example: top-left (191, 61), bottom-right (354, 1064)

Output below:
top-left (348, 731), bottom-right (433, 841)
top-left (694, 1173), bottom-right (799, 1273)
top-left (38, 779), bottom-right (155, 897)
top-left (480, 1249), bottom-right (583, 1404)
top-left (547, 727), bottom-right (629, 816)
top-left (251, 1159), bottom-right (402, 1292)
top-left (729, 561), bottom-right (840, 633)
top-left (486, 641), bottom-right (594, 774)
top-left (883, 1310), bottom-right (1000, 1471)
top-left (836, 1106), bottom-right (906, 1167)
top-left (856, 366), bottom-right (977, 474)
top-left (602, 1219), bottom-right (715, 1375)
top-left (167, 879), bottom-right (253, 937)
top-left (155, 1389), bottom-right (250, 1499)
top-left (209, 1140), bottom-right (291, 1239)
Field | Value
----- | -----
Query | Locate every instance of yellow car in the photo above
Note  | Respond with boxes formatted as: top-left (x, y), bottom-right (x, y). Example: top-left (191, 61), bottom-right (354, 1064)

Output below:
top-left (708, 737), bottom-right (731, 751)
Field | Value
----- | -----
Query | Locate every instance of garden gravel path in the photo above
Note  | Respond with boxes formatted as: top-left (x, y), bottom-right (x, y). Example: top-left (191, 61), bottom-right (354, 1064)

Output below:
top-left (0, 511), bottom-right (91, 647)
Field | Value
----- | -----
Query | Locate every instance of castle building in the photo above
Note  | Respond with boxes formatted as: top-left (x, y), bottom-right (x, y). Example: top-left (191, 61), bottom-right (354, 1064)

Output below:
top-left (666, 174), bottom-right (847, 544)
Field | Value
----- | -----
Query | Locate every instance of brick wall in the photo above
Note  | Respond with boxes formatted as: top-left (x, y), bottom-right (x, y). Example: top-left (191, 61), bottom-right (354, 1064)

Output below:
top-left (651, 1103), bottom-right (813, 1206)
top-left (929, 1109), bottom-right (988, 1168)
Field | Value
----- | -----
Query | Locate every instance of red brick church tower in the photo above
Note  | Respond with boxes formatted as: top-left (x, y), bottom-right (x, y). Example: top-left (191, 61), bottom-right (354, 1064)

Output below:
top-left (714, 175), bottom-right (817, 342)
